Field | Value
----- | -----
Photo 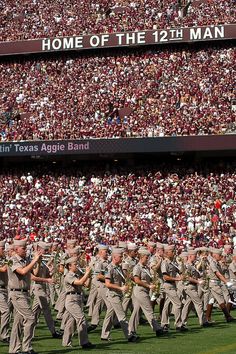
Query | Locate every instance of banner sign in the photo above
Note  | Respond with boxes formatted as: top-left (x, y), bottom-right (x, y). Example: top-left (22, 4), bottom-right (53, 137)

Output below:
top-left (0, 24), bottom-right (235, 57)
top-left (0, 135), bottom-right (236, 157)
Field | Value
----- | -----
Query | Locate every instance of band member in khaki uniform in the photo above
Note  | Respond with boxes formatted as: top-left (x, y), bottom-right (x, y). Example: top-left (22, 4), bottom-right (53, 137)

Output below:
top-left (101, 248), bottom-right (136, 342)
top-left (0, 240), bottom-right (10, 343)
top-left (8, 239), bottom-right (42, 354)
top-left (205, 248), bottom-right (234, 323)
top-left (181, 249), bottom-right (210, 327)
top-left (122, 243), bottom-right (138, 314)
top-left (62, 257), bottom-right (95, 349)
top-left (128, 248), bottom-right (162, 337)
top-left (32, 242), bottom-right (62, 338)
top-left (161, 245), bottom-right (186, 331)
top-left (149, 243), bottom-right (165, 316)
top-left (88, 245), bottom-right (109, 331)
top-left (55, 239), bottom-right (76, 320)
top-left (220, 251), bottom-right (231, 310)
top-left (195, 247), bottom-right (210, 311)
top-left (228, 249), bottom-right (236, 306)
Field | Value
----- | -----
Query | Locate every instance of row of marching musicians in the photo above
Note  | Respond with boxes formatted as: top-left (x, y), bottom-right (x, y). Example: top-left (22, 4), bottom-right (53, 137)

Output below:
top-left (0, 239), bottom-right (236, 353)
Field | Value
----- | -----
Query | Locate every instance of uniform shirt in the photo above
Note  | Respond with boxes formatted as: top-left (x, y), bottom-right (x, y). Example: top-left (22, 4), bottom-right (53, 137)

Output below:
top-left (229, 261), bottom-right (236, 280)
top-left (105, 263), bottom-right (125, 296)
top-left (8, 254), bottom-right (31, 290)
top-left (122, 256), bottom-right (137, 273)
top-left (133, 262), bottom-right (152, 293)
top-left (207, 256), bottom-right (222, 281)
top-left (94, 258), bottom-right (108, 277)
top-left (33, 260), bottom-right (50, 290)
top-left (64, 270), bottom-right (83, 294)
top-left (149, 255), bottom-right (163, 281)
top-left (0, 257), bottom-right (8, 287)
top-left (161, 258), bottom-right (179, 281)
top-left (220, 261), bottom-right (230, 280)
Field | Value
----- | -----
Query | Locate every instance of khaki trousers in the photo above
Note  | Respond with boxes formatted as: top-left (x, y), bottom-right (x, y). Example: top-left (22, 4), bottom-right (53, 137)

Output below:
top-left (101, 292), bottom-right (129, 339)
top-left (129, 286), bottom-right (161, 333)
top-left (9, 291), bottom-right (36, 353)
top-left (161, 283), bottom-right (183, 328)
top-left (64, 294), bottom-right (88, 346)
top-left (32, 285), bottom-right (56, 334)
top-left (182, 285), bottom-right (204, 325)
top-left (90, 284), bottom-right (107, 326)
top-left (0, 289), bottom-right (10, 340)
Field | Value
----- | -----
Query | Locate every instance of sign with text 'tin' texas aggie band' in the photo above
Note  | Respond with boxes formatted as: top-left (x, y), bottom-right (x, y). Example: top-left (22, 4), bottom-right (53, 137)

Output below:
top-left (0, 136), bottom-right (236, 157)
top-left (0, 24), bottom-right (235, 57)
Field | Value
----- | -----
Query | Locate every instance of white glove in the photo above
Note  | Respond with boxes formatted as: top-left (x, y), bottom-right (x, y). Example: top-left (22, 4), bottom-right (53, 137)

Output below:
top-left (226, 281), bottom-right (233, 288)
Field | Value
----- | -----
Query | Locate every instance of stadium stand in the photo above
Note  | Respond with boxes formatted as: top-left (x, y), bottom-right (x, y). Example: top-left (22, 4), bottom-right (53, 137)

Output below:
top-left (0, 0), bottom-right (234, 42)
top-left (0, 44), bottom-right (235, 141)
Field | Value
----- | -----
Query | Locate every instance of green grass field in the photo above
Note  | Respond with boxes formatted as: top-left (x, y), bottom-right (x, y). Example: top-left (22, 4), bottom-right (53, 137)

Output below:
top-left (1, 309), bottom-right (236, 354)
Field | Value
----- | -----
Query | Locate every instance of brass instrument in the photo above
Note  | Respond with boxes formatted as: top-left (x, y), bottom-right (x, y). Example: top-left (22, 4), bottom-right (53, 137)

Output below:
top-left (150, 269), bottom-right (161, 301)
top-left (124, 265), bottom-right (134, 298)
top-left (0, 257), bottom-right (13, 267)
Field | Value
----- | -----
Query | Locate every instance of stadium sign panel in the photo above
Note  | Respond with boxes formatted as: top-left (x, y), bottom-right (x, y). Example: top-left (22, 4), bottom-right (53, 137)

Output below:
top-left (0, 24), bottom-right (235, 56)
top-left (0, 136), bottom-right (236, 157)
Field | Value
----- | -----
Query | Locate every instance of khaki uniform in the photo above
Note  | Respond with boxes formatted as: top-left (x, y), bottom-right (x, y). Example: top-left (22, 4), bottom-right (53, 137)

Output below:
top-left (129, 262), bottom-right (161, 334)
top-left (196, 257), bottom-right (210, 311)
top-left (86, 256), bottom-right (98, 317)
top-left (161, 258), bottom-right (183, 328)
top-left (181, 262), bottom-right (204, 326)
top-left (8, 254), bottom-right (36, 354)
top-left (0, 258), bottom-right (10, 341)
top-left (62, 270), bottom-right (89, 346)
top-left (32, 260), bottom-right (56, 334)
top-left (90, 257), bottom-right (108, 326)
top-left (220, 260), bottom-right (230, 304)
top-left (122, 256), bottom-right (137, 313)
top-left (101, 263), bottom-right (129, 339)
top-left (208, 256), bottom-right (225, 305)
top-left (228, 260), bottom-right (236, 304)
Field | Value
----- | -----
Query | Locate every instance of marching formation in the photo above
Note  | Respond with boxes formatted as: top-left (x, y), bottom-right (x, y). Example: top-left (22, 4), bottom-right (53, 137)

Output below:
top-left (0, 238), bottom-right (236, 354)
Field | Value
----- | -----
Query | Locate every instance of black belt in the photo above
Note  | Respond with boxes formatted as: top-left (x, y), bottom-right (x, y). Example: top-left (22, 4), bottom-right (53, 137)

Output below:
top-left (66, 291), bottom-right (81, 295)
top-left (10, 289), bottom-right (28, 293)
top-left (0, 285), bottom-right (6, 289)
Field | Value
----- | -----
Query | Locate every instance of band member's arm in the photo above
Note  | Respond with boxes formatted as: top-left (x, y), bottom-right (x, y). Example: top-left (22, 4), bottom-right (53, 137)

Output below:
top-left (0, 265), bottom-right (7, 273)
top-left (13, 252), bottom-right (42, 276)
top-left (31, 274), bottom-right (55, 284)
top-left (73, 267), bottom-right (91, 286)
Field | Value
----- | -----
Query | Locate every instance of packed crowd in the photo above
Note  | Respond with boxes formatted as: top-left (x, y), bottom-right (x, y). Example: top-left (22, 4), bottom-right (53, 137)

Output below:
top-left (0, 45), bottom-right (235, 141)
top-left (0, 0), bottom-right (235, 42)
top-left (0, 160), bottom-right (236, 250)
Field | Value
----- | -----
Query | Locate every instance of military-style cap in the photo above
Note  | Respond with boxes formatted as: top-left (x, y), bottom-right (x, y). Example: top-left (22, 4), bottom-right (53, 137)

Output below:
top-left (112, 247), bottom-right (124, 255)
top-left (148, 241), bottom-right (156, 248)
top-left (98, 244), bottom-right (108, 250)
top-left (65, 256), bottom-right (78, 265)
top-left (67, 239), bottom-right (76, 245)
top-left (0, 240), bottom-right (5, 247)
top-left (180, 252), bottom-right (188, 257)
top-left (69, 248), bottom-right (80, 255)
top-left (138, 248), bottom-right (150, 256)
top-left (188, 250), bottom-right (197, 256)
top-left (127, 243), bottom-right (137, 251)
top-left (118, 241), bottom-right (127, 249)
top-left (13, 239), bottom-right (27, 247)
top-left (164, 244), bottom-right (175, 251)
top-left (211, 248), bottom-right (222, 255)
top-left (156, 242), bottom-right (164, 249)
top-left (38, 242), bottom-right (51, 250)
